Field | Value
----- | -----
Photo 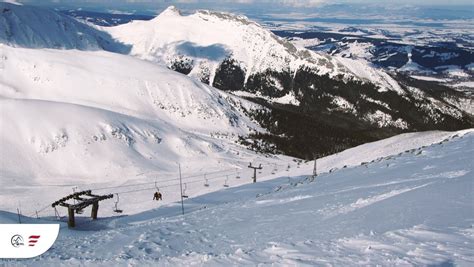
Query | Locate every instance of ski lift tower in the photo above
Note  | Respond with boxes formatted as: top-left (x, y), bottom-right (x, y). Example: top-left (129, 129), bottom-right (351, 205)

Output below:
top-left (248, 163), bottom-right (263, 183)
top-left (52, 190), bottom-right (113, 228)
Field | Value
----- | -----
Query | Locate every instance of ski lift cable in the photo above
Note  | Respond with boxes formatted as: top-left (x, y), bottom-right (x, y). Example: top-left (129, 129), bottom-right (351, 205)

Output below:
top-left (118, 164), bottom-right (277, 194)
top-left (27, 203), bottom-right (52, 217)
top-left (24, 169), bottom-right (249, 213)
top-left (63, 161), bottom-right (279, 193)
top-left (37, 166), bottom-right (301, 217)
top-left (90, 167), bottom-right (241, 191)
top-left (23, 161), bottom-right (292, 216)
top-left (138, 167), bottom-right (240, 180)
top-left (113, 170), bottom-right (246, 195)
top-left (99, 168), bottom-right (247, 192)
top-left (90, 177), bottom-right (180, 191)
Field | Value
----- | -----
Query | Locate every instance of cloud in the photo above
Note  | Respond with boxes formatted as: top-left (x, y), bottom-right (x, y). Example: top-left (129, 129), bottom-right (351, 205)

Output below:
top-left (1, 0), bottom-right (23, 5)
top-left (17, 0), bottom-right (474, 8)
top-left (124, 0), bottom-right (328, 7)
top-left (227, 0), bottom-right (328, 7)
top-left (279, 0), bottom-right (326, 7)
top-left (174, 0), bottom-right (199, 3)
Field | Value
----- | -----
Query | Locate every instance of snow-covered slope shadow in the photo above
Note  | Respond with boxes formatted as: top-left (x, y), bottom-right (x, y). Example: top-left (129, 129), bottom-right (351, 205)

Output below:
top-left (0, 2), bottom-right (131, 53)
top-left (6, 131), bottom-right (473, 266)
top-left (0, 45), bottom-right (284, 216)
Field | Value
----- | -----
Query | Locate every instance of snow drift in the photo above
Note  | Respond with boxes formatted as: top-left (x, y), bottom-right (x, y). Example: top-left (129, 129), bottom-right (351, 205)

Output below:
top-left (0, 2), bottom-right (129, 52)
top-left (0, 44), bottom-right (283, 215)
top-left (3, 130), bottom-right (472, 266)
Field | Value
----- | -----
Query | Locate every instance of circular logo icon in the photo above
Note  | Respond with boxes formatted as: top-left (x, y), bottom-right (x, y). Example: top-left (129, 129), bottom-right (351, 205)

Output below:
top-left (11, 234), bottom-right (24, 248)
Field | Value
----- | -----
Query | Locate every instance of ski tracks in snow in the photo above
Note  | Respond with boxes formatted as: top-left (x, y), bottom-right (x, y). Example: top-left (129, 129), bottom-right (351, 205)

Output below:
top-left (336, 225), bottom-right (474, 266)
top-left (321, 183), bottom-right (433, 218)
top-left (196, 225), bottom-right (474, 266)
top-left (319, 167), bottom-right (470, 219)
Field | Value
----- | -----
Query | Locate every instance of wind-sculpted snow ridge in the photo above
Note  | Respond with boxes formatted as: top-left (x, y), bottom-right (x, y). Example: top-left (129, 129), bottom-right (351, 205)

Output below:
top-left (0, 45), bottom-right (292, 215)
top-left (1, 3), bottom-right (471, 159)
top-left (3, 130), bottom-right (472, 266)
top-left (0, 2), bottom-right (397, 92)
top-left (0, 45), bottom-right (260, 135)
top-left (107, 6), bottom-right (381, 88)
top-left (0, 2), bottom-right (130, 52)
top-left (105, 6), bottom-right (473, 158)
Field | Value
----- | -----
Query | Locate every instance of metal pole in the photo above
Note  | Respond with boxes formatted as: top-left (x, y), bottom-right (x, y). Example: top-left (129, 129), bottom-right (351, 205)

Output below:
top-left (54, 207), bottom-right (60, 220)
top-left (72, 186), bottom-right (77, 205)
top-left (17, 208), bottom-right (21, 224)
top-left (178, 163), bottom-right (185, 216)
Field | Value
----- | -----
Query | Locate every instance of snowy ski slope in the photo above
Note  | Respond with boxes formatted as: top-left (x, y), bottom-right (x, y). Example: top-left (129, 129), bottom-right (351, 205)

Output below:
top-left (1, 130), bottom-right (472, 266)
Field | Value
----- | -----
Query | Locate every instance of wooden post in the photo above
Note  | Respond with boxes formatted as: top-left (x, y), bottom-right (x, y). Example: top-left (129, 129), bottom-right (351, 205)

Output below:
top-left (52, 191), bottom-right (113, 228)
top-left (91, 201), bottom-right (99, 220)
top-left (68, 207), bottom-right (75, 228)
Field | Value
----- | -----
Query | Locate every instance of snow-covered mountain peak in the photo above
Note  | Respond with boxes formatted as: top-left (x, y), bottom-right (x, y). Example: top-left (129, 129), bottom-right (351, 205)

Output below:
top-left (0, 3), bottom-right (404, 93)
top-left (195, 9), bottom-right (254, 26)
top-left (0, 2), bottom-right (129, 52)
top-left (107, 7), bottom-right (348, 86)
top-left (1, 0), bottom-right (22, 5)
top-left (154, 5), bottom-right (182, 19)
top-left (153, 6), bottom-right (255, 28)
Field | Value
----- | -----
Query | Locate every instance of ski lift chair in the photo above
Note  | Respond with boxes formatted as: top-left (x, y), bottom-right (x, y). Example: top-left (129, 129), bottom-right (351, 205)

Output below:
top-left (113, 194), bottom-right (123, 213)
top-left (182, 183), bottom-right (189, 199)
top-left (224, 176), bottom-right (230, 188)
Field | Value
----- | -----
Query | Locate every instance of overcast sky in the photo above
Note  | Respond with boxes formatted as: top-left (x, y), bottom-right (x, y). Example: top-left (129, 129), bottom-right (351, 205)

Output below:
top-left (7, 0), bottom-right (474, 19)
top-left (14, 0), bottom-right (474, 6)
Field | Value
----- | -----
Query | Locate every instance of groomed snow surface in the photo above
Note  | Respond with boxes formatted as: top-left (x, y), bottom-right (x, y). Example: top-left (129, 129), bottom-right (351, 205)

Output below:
top-left (1, 129), bottom-right (472, 266)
